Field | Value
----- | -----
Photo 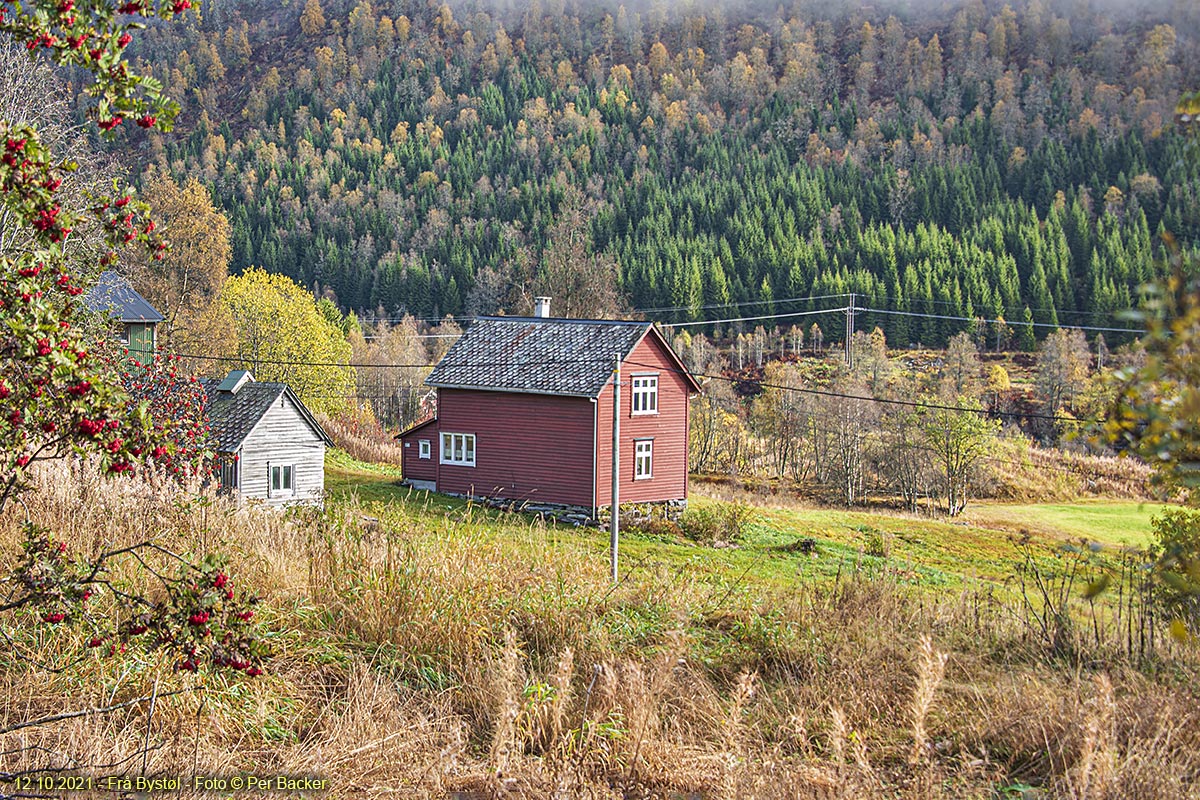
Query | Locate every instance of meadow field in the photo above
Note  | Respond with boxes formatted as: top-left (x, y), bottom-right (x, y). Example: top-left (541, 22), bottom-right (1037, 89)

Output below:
top-left (0, 456), bottom-right (1197, 800)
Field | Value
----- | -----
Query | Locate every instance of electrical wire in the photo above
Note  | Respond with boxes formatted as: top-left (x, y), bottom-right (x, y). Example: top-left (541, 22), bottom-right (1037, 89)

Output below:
top-left (858, 307), bottom-right (1144, 335)
top-left (624, 359), bottom-right (1094, 424)
top-left (634, 293), bottom-right (851, 315)
top-left (896, 295), bottom-right (1143, 324)
top-left (169, 347), bottom-right (1095, 426)
top-left (662, 306), bottom-right (848, 327)
top-left (352, 297), bottom-right (1145, 336)
top-left (172, 351), bottom-right (608, 370)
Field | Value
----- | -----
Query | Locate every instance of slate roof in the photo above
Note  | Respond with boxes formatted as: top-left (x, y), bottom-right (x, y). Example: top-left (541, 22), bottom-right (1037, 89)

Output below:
top-left (426, 316), bottom-right (659, 397)
top-left (83, 271), bottom-right (165, 323)
top-left (199, 376), bottom-right (332, 452)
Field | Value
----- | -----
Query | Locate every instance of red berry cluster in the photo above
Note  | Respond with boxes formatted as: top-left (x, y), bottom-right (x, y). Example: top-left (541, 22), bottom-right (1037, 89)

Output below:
top-left (0, 0), bottom-right (188, 138)
top-left (90, 191), bottom-right (169, 258)
top-left (166, 561), bottom-right (266, 676)
top-left (13, 527), bottom-right (93, 626)
top-left (0, 131), bottom-right (74, 244)
top-left (114, 351), bottom-right (215, 480)
top-left (11, 527), bottom-right (268, 678)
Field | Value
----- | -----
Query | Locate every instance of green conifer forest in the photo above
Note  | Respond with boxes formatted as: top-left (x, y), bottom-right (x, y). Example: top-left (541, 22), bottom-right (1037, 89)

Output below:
top-left (117, 0), bottom-right (1198, 345)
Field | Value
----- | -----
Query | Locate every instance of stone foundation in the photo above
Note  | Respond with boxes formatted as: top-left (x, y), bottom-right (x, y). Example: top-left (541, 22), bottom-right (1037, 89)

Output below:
top-left (593, 498), bottom-right (689, 529)
top-left (437, 492), bottom-right (688, 528)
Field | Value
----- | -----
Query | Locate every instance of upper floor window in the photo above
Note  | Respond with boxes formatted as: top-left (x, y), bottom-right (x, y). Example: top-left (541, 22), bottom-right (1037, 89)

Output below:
top-left (631, 375), bottom-right (658, 415)
top-left (440, 432), bottom-right (476, 467)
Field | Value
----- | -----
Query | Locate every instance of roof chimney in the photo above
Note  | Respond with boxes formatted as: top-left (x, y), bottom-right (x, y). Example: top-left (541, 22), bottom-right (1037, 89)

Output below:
top-left (216, 369), bottom-right (254, 395)
top-left (534, 296), bottom-right (551, 318)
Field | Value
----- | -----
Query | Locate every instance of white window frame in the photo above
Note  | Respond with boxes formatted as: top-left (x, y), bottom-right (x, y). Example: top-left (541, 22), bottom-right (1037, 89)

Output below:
top-left (634, 439), bottom-right (653, 480)
top-left (440, 432), bottom-right (476, 467)
top-left (269, 463), bottom-right (294, 497)
top-left (418, 439), bottom-right (431, 459)
top-left (631, 374), bottom-right (659, 416)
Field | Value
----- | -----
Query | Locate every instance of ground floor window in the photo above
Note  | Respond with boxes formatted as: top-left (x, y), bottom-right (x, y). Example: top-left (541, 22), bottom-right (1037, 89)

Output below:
top-left (218, 454), bottom-right (238, 490)
top-left (440, 432), bottom-right (476, 467)
top-left (634, 439), bottom-right (653, 480)
top-left (419, 439), bottom-right (431, 459)
top-left (270, 463), bottom-right (294, 497)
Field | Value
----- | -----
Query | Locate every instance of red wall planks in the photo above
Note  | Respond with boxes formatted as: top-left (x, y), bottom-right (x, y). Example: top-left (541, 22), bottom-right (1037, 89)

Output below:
top-left (435, 389), bottom-right (597, 507)
top-left (594, 331), bottom-right (691, 507)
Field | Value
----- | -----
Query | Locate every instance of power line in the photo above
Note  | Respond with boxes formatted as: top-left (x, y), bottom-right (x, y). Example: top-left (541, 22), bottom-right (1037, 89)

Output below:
top-left (662, 306), bottom-right (848, 328)
top-left (172, 351), bottom-right (606, 370)
top-left (634, 293), bottom-right (850, 316)
top-left (367, 294), bottom-right (853, 327)
top-left (858, 307), bottom-right (1144, 335)
top-left (906, 295), bottom-right (1141, 325)
top-left (360, 333), bottom-right (463, 340)
top-left (652, 302), bottom-right (1143, 334)
top-left (353, 298), bottom-right (1145, 337)
top-left (626, 359), bottom-right (1092, 424)
top-left (171, 348), bottom-right (1091, 425)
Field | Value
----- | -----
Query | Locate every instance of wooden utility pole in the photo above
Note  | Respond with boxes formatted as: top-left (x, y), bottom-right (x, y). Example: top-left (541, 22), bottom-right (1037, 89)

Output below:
top-left (610, 354), bottom-right (620, 584)
top-left (845, 293), bottom-right (856, 368)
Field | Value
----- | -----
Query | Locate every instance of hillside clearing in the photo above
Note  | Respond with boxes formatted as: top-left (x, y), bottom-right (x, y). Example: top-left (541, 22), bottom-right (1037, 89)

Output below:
top-left (958, 501), bottom-right (1164, 547)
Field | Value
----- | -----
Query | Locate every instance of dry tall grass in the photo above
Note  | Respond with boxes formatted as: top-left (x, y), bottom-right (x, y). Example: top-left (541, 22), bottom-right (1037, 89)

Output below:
top-left (315, 407), bottom-right (406, 467)
top-left (2, 463), bottom-right (1199, 799)
top-left (984, 438), bottom-right (1156, 503)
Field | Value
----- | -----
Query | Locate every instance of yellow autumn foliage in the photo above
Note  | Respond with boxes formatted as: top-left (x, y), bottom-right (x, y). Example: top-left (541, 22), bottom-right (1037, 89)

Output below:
top-left (220, 268), bottom-right (355, 415)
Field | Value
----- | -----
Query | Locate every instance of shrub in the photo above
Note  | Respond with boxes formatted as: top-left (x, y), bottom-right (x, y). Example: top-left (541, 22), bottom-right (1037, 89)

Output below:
top-left (680, 502), bottom-right (751, 545)
top-left (857, 525), bottom-right (892, 559)
top-left (316, 404), bottom-right (406, 466)
top-left (625, 513), bottom-right (681, 539)
top-left (1150, 508), bottom-right (1200, 634)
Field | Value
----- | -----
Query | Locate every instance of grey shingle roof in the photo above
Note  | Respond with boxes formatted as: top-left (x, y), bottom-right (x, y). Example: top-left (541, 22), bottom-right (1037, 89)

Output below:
top-left (83, 271), bottom-right (165, 323)
top-left (199, 376), bottom-right (331, 452)
top-left (200, 379), bottom-right (285, 452)
top-left (426, 317), bottom-right (652, 397)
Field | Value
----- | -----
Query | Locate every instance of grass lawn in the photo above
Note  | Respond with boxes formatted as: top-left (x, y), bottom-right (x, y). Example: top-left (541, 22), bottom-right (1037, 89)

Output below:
top-left (958, 500), bottom-right (1169, 547)
top-left (324, 449), bottom-right (410, 504)
top-left (324, 450), bottom-right (1160, 599)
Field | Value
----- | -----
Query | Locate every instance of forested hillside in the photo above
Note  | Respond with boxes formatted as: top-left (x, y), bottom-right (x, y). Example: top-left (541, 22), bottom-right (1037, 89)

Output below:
top-left (116, 0), bottom-right (1200, 345)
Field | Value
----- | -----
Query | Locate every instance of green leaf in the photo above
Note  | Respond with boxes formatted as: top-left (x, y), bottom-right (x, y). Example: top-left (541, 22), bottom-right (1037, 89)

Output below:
top-left (1084, 574), bottom-right (1111, 599)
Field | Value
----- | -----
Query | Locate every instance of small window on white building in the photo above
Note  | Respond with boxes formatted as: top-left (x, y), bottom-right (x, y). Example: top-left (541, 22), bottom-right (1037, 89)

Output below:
top-left (219, 455), bottom-right (238, 490)
top-left (440, 433), bottom-right (476, 467)
top-left (634, 439), bottom-right (653, 480)
top-left (419, 439), bottom-right (431, 459)
top-left (270, 464), bottom-right (294, 497)
top-left (631, 375), bottom-right (658, 415)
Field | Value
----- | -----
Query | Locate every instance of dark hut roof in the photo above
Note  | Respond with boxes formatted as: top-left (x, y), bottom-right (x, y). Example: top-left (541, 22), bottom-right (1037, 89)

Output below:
top-left (83, 271), bottom-right (164, 323)
top-left (199, 372), bottom-right (331, 452)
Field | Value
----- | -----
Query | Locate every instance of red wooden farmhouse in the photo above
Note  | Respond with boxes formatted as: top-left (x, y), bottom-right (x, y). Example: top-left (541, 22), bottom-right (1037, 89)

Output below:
top-left (398, 303), bottom-right (701, 519)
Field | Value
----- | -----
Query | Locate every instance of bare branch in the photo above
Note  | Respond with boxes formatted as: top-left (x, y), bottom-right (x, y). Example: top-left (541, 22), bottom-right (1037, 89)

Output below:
top-left (0, 689), bottom-right (190, 736)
